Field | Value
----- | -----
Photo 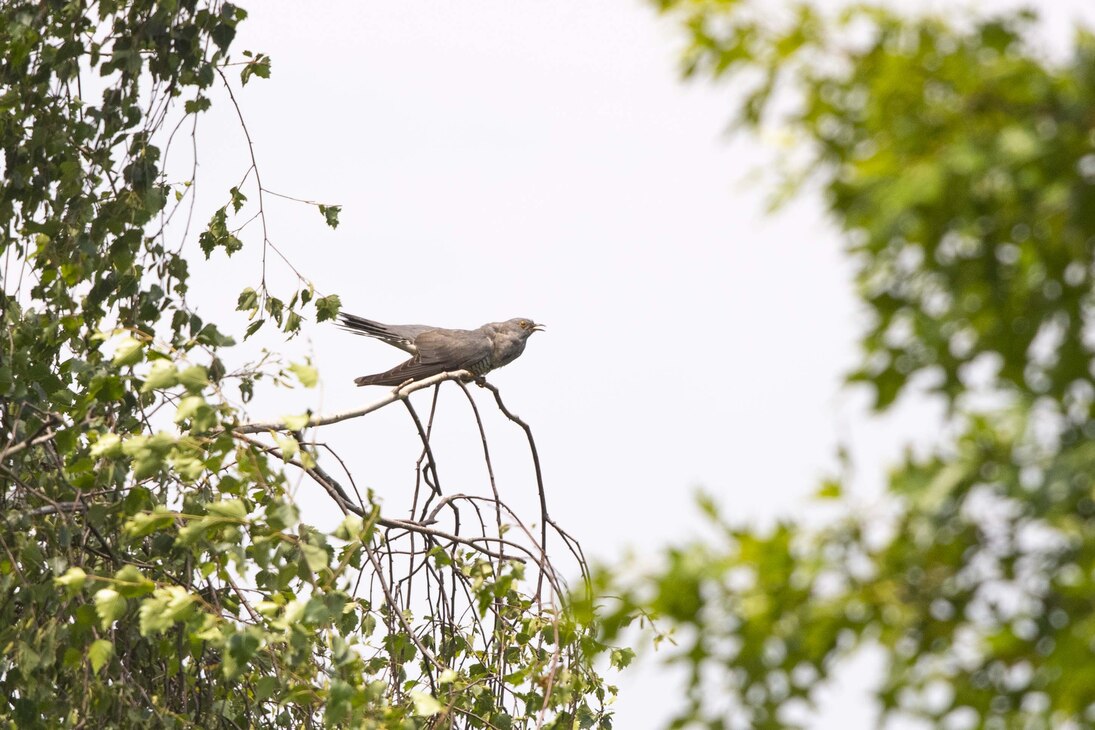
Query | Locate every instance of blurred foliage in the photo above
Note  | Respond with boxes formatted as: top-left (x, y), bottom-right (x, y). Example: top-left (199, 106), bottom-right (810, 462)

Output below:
top-left (594, 2), bottom-right (1095, 729)
top-left (0, 2), bottom-right (611, 728)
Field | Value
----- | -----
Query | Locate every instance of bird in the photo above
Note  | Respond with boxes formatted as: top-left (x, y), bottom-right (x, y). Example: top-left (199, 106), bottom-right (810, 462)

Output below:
top-left (338, 312), bottom-right (545, 387)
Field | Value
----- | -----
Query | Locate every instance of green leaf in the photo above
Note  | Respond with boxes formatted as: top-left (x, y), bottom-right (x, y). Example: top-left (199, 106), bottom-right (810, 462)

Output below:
top-left (300, 543), bottom-right (328, 573)
top-left (174, 395), bottom-right (216, 431)
top-left (88, 639), bottom-right (114, 674)
top-left (266, 502), bottom-right (299, 530)
top-left (199, 206), bottom-right (243, 258)
top-left (610, 647), bottom-right (636, 669)
top-left (245, 319), bottom-right (265, 338)
top-left (90, 433), bottom-right (123, 459)
top-left (273, 433), bottom-right (299, 462)
top-left (138, 586), bottom-right (196, 636)
top-left (254, 675), bottom-right (279, 701)
top-left (122, 432), bottom-right (177, 480)
top-left (284, 310), bottom-right (302, 333)
top-left (184, 96), bottom-right (211, 114)
top-left (54, 566), bottom-right (88, 594)
top-left (206, 499), bottom-right (248, 520)
top-left (281, 412), bottom-right (310, 430)
top-left (229, 185), bottom-right (247, 212)
top-left (94, 588), bottom-right (127, 630)
top-left (141, 361), bottom-right (179, 392)
top-left (315, 294), bottom-right (341, 322)
top-left (410, 691), bottom-right (443, 717)
top-left (288, 362), bottom-right (318, 388)
top-left (334, 515), bottom-right (364, 541)
top-left (176, 518), bottom-right (213, 547)
top-left (124, 509), bottom-right (175, 539)
top-left (174, 396), bottom-right (205, 422)
top-left (114, 564), bottom-right (155, 598)
top-left (300, 597), bottom-right (329, 624)
top-left (429, 545), bottom-right (453, 568)
top-left (318, 204), bottom-right (341, 229)
top-left (236, 287), bottom-right (258, 311)
top-left (240, 52), bottom-right (271, 85)
top-left (265, 296), bottom-right (283, 325)
top-left (178, 365), bottom-right (209, 393)
top-left (112, 336), bottom-right (144, 367)
top-left (224, 629), bottom-right (262, 678)
top-left (169, 452), bottom-right (205, 482)
top-left (195, 323), bottom-right (235, 347)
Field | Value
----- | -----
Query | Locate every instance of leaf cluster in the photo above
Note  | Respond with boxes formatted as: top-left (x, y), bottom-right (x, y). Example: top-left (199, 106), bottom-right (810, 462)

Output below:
top-left (600, 3), bottom-right (1095, 728)
top-left (1, 2), bottom-right (615, 728)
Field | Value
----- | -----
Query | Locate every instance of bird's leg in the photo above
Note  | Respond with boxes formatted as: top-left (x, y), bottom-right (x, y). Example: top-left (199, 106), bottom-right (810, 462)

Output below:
top-left (475, 376), bottom-right (487, 388)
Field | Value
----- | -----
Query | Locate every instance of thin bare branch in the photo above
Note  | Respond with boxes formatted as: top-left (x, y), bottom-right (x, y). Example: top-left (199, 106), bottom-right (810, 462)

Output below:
top-left (232, 370), bottom-right (471, 434)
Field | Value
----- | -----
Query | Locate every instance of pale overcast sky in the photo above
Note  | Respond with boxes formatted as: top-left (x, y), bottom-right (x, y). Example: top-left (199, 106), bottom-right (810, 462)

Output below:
top-left (176, 1), bottom-right (1095, 726)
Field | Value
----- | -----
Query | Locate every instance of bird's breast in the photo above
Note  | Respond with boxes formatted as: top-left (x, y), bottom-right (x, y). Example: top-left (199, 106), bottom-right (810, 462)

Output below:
top-left (491, 338), bottom-right (526, 368)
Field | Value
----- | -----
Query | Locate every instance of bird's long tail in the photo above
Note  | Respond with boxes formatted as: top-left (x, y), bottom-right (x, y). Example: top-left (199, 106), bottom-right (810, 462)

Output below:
top-left (337, 312), bottom-right (396, 340)
top-left (353, 371), bottom-right (410, 387)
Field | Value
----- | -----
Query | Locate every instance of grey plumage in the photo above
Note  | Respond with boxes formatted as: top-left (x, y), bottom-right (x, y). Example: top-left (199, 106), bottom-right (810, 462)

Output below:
top-left (339, 312), bottom-right (544, 387)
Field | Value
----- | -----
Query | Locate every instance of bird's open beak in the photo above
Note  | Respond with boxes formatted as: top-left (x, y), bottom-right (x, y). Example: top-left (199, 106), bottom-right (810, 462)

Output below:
top-left (532, 323), bottom-right (546, 332)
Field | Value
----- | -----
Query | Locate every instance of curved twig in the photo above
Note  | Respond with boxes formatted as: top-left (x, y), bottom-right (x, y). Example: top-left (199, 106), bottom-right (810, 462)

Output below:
top-left (233, 370), bottom-right (471, 434)
top-left (479, 381), bottom-right (551, 599)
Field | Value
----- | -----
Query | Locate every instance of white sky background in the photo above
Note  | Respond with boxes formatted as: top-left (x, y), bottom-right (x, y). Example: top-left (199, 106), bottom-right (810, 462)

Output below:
top-left (174, 0), bottom-right (1095, 727)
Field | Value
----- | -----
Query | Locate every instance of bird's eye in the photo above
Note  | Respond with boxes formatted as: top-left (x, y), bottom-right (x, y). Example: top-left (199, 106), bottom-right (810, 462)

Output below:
top-left (519, 320), bottom-right (530, 328)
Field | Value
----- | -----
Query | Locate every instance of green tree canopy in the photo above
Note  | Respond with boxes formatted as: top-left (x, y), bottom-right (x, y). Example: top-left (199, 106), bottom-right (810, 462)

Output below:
top-left (597, 2), bottom-right (1095, 728)
top-left (1, 2), bottom-right (613, 727)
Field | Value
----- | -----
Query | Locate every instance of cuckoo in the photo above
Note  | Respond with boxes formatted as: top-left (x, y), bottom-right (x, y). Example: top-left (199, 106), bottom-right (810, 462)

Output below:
top-left (338, 312), bottom-right (545, 387)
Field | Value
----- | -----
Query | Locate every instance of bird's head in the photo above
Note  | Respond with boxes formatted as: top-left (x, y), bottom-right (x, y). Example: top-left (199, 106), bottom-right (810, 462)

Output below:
top-left (507, 318), bottom-right (545, 338)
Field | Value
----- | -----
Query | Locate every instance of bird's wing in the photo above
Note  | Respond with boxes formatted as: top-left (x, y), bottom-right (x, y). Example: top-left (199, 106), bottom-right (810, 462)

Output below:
top-left (413, 329), bottom-right (492, 369)
top-left (353, 357), bottom-right (451, 386)
top-left (338, 312), bottom-right (434, 354)
top-left (352, 329), bottom-right (492, 387)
